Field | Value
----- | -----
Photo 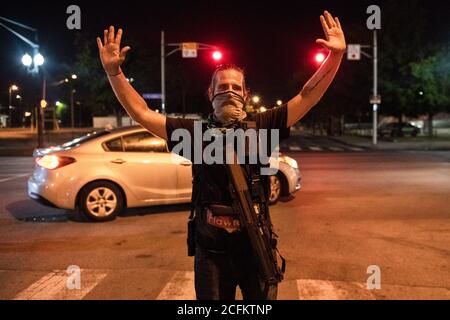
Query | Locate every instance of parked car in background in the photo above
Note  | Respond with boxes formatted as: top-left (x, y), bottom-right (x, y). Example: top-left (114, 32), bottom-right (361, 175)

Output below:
top-left (28, 126), bottom-right (301, 221)
top-left (378, 123), bottom-right (421, 138)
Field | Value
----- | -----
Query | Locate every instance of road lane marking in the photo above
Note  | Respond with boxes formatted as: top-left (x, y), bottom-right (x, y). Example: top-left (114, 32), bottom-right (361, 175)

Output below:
top-left (329, 147), bottom-right (344, 152)
top-left (13, 269), bottom-right (107, 300)
top-left (347, 147), bottom-right (365, 151)
top-left (308, 146), bottom-right (322, 151)
top-left (156, 271), bottom-right (196, 300)
top-left (0, 173), bottom-right (29, 183)
top-left (289, 145), bottom-right (302, 151)
top-left (297, 279), bottom-right (376, 300)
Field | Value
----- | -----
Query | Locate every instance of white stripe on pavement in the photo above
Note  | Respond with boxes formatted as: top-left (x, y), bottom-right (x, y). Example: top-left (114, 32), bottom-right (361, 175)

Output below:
top-left (347, 147), bottom-right (365, 151)
top-left (297, 279), bottom-right (376, 300)
top-left (0, 173), bottom-right (29, 183)
top-left (308, 146), bottom-right (322, 151)
top-left (13, 269), bottom-right (107, 300)
top-left (289, 145), bottom-right (302, 151)
top-left (329, 147), bottom-right (344, 152)
top-left (156, 271), bottom-right (196, 300)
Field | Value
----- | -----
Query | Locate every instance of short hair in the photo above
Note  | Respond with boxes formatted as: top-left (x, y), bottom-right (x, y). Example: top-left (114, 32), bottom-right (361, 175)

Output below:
top-left (207, 64), bottom-right (249, 101)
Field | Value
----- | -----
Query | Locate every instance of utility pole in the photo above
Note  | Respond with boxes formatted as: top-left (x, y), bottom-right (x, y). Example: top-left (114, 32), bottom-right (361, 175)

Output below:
top-left (161, 31), bottom-right (166, 114)
top-left (372, 30), bottom-right (378, 146)
top-left (347, 31), bottom-right (380, 145)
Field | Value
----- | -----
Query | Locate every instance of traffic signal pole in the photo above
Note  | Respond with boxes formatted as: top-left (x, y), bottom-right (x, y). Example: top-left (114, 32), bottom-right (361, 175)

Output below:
top-left (160, 30), bottom-right (221, 115)
top-left (372, 30), bottom-right (378, 146)
top-left (161, 31), bottom-right (166, 114)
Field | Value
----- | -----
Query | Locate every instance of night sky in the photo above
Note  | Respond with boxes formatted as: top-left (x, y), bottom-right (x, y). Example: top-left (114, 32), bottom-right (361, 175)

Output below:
top-left (1, 0), bottom-right (449, 115)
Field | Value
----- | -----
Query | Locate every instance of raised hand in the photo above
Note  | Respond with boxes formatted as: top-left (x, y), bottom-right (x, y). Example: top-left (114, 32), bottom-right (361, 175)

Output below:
top-left (316, 11), bottom-right (346, 53)
top-left (97, 26), bottom-right (131, 76)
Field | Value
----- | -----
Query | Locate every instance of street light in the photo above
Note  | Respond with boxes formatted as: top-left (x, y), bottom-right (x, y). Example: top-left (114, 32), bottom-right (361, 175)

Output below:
top-left (252, 96), bottom-right (260, 104)
top-left (22, 54), bottom-right (32, 67)
top-left (276, 100), bottom-right (283, 106)
top-left (71, 74), bottom-right (77, 80)
top-left (1, 16), bottom-right (47, 146)
top-left (34, 53), bottom-right (44, 66)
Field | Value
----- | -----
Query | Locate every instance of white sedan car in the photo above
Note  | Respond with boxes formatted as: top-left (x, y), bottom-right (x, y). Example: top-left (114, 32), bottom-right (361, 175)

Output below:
top-left (28, 126), bottom-right (301, 221)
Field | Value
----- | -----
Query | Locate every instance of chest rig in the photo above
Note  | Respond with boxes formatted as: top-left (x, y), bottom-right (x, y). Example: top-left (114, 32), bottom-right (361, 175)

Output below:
top-left (187, 118), bottom-right (273, 256)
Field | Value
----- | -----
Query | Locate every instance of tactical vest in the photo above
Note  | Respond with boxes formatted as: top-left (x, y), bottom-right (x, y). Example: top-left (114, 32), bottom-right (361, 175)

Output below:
top-left (188, 119), bottom-right (273, 232)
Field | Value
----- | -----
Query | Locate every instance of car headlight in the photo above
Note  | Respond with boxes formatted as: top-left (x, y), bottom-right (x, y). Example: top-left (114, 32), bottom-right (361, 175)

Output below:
top-left (279, 156), bottom-right (298, 169)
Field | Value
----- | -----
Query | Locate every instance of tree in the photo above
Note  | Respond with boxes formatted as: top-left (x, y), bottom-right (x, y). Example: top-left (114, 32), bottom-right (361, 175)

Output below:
top-left (73, 33), bottom-right (118, 125)
top-left (410, 44), bottom-right (450, 137)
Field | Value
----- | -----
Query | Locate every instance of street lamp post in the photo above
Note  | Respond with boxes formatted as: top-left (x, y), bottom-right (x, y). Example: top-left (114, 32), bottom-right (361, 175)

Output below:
top-left (1, 16), bottom-right (45, 147)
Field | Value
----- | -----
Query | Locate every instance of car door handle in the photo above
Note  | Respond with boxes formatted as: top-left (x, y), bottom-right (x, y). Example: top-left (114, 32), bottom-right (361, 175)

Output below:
top-left (111, 159), bottom-right (126, 164)
top-left (180, 161), bottom-right (192, 166)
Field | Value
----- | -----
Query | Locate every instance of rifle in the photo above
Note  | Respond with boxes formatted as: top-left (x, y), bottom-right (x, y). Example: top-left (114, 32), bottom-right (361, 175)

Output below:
top-left (225, 151), bottom-right (286, 300)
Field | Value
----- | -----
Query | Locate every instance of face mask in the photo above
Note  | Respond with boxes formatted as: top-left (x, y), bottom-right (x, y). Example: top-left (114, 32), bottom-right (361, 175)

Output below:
top-left (211, 91), bottom-right (247, 126)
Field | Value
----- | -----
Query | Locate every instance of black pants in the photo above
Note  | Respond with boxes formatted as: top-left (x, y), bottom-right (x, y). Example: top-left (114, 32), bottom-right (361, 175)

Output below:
top-left (194, 246), bottom-right (277, 300)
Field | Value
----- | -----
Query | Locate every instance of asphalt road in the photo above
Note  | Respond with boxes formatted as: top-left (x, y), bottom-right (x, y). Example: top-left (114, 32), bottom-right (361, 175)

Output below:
top-left (0, 148), bottom-right (449, 300)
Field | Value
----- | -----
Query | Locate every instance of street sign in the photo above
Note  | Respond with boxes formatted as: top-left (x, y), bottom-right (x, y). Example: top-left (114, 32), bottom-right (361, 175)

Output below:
top-left (143, 93), bottom-right (163, 100)
top-left (181, 42), bottom-right (198, 58)
top-left (347, 44), bottom-right (361, 60)
top-left (370, 95), bottom-right (381, 104)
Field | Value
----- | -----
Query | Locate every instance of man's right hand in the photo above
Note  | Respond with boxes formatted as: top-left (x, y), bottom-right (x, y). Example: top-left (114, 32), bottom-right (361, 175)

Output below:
top-left (97, 26), bottom-right (131, 76)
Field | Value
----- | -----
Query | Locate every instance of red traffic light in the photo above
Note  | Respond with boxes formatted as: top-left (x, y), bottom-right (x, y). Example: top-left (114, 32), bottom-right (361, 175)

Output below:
top-left (315, 52), bottom-right (326, 64)
top-left (212, 51), bottom-right (223, 61)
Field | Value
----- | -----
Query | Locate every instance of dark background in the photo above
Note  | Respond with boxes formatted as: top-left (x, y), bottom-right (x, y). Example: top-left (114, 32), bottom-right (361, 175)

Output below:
top-left (1, 0), bottom-right (449, 125)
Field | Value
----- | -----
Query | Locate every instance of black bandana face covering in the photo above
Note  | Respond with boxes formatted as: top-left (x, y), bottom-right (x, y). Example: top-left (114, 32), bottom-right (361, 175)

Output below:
top-left (211, 91), bottom-right (247, 126)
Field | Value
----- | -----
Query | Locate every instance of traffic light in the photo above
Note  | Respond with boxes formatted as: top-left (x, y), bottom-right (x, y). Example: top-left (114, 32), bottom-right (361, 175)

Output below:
top-left (314, 52), bottom-right (326, 64)
top-left (212, 50), bottom-right (222, 61)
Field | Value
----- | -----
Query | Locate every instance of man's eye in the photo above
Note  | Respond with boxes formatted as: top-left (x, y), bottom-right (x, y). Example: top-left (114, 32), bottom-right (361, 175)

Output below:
top-left (233, 85), bottom-right (242, 91)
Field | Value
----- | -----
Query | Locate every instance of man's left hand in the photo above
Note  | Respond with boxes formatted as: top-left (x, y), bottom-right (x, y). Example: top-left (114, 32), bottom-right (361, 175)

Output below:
top-left (316, 10), bottom-right (346, 53)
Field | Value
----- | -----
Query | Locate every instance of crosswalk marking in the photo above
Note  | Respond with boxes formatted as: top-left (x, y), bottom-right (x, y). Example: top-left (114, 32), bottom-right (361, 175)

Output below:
top-left (297, 279), bottom-right (376, 300)
top-left (156, 271), bottom-right (196, 300)
top-left (283, 144), bottom-right (365, 152)
top-left (13, 269), bottom-right (107, 300)
top-left (5, 269), bottom-right (450, 299)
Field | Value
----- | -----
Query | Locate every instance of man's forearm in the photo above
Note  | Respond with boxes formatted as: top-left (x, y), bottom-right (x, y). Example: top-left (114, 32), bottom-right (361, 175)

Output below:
top-left (300, 51), bottom-right (344, 104)
top-left (107, 69), bottom-right (149, 122)
top-left (286, 51), bottom-right (344, 127)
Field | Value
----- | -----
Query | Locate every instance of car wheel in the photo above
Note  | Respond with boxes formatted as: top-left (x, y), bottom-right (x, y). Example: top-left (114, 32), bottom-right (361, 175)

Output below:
top-left (79, 181), bottom-right (124, 222)
top-left (268, 174), bottom-right (282, 205)
top-left (412, 131), bottom-right (418, 137)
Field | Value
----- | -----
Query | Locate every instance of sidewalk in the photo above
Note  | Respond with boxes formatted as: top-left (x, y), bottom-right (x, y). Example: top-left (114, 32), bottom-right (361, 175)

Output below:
top-left (328, 135), bottom-right (450, 151)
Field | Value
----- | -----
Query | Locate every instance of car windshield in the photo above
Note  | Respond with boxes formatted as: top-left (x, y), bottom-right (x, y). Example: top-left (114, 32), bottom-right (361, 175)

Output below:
top-left (61, 130), bottom-right (110, 148)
